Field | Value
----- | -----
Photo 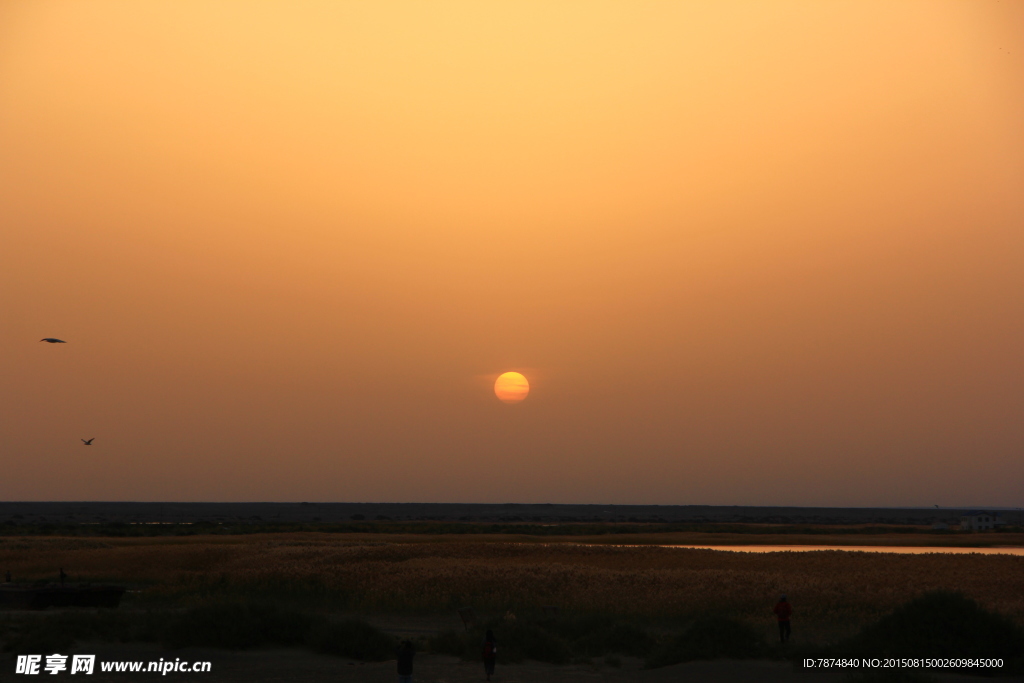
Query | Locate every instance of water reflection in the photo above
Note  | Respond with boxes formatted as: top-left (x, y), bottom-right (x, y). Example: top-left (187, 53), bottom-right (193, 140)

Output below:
top-left (668, 545), bottom-right (1024, 555)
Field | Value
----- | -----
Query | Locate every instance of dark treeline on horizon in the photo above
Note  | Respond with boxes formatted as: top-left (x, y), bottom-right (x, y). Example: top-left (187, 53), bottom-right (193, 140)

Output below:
top-left (0, 502), bottom-right (1009, 528)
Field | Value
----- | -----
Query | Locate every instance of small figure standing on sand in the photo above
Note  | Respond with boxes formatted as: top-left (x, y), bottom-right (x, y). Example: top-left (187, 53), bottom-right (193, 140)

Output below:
top-left (59, 568), bottom-right (67, 586)
top-left (773, 594), bottom-right (792, 643)
top-left (396, 639), bottom-right (415, 683)
top-left (482, 629), bottom-right (497, 681)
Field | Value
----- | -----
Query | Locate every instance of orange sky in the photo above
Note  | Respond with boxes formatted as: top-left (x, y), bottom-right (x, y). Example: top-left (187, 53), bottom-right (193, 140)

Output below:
top-left (1, 1), bottom-right (1022, 506)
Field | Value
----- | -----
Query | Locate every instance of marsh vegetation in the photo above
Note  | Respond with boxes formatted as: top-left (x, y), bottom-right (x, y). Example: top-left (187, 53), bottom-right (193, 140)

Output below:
top-left (1, 534), bottom-right (1022, 674)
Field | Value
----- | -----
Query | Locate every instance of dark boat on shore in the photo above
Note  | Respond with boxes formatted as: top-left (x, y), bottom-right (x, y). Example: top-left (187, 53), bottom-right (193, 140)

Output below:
top-left (0, 584), bottom-right (125, 609)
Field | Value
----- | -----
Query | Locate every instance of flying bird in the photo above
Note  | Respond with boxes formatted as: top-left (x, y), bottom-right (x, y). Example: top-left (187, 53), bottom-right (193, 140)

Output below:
top-left (40, 338), bottom-right (67, 343)
top-left (82, 438), bottom-right (94, 445)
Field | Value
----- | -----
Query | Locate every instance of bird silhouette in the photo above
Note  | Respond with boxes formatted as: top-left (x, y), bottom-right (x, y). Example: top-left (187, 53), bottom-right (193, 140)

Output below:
top-left (40, 338), bottom-right (67, 343)
top-left (82, 438), bottom-right (95, 445)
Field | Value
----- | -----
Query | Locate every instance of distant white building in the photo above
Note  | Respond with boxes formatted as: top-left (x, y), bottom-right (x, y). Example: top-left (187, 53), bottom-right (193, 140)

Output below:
top-left (959, 511), bottom-right (1005, 531)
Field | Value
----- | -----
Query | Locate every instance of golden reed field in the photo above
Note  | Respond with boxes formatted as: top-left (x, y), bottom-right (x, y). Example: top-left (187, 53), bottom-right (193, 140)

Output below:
top-left (2, 533), bottom-right (1023, 637)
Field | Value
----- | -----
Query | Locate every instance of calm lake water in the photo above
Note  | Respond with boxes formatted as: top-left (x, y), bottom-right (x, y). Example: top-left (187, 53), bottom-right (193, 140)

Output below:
top-left (668, 545), bottom-right (1024, 555)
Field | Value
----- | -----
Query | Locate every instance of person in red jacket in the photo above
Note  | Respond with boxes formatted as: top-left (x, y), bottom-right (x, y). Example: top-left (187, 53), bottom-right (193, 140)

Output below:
top-left (773, 594), bottom-right (792, 643)
top-left (482, 629), bottom-right (497, 681)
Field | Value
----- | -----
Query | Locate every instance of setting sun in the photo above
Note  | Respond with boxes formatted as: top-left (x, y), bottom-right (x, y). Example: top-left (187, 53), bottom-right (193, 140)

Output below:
top-left (494, 372), bottom-right (529, 404)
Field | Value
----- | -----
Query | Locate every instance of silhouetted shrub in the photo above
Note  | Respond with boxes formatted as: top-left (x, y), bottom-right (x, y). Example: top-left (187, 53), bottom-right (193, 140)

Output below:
top-left (162, 602), bottom-right (396, 661)
top-left (839, 591), bottom-right (1024, 668)
top-left (646, 616), bottom-right (765, 668)
top-left (430, 622), bottom-right (572, 664)
top-left (3, 621), bottom-right (75, 655)
top-left (162, 602), bottom-right (312, 649)
top-left (1, 610), bottom-right (147, 654)
top-left (572, 622), bottom-right (655, 657)
top-left (428, 629), bottom-right (474, 658)
top-left (501, 620), bottom-right (572, 664)
top-left (430, 614), bottom-right (655, 664)
top-left (306, 618), bottom-right (395, 661)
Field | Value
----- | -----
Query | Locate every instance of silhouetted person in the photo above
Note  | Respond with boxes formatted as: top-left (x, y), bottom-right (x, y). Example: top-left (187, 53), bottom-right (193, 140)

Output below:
top-left (773, 594), bottom-right (792, 643)
top-left (4, 570), bottom-right (10, 583)
top-left (396, 640), bottom-right (415, 683)
top-left (59, 568), bottom-right (67, 586)
top-left (482, 629), bottom-right (497, 681)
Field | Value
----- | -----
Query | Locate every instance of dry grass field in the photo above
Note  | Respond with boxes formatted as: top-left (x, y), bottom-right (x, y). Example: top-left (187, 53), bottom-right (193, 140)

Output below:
top-left (2, 532), bottom-right (1023, 638)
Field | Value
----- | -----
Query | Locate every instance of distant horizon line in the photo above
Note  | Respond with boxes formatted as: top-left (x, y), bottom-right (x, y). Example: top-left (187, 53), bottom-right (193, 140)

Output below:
top-left (1, 501), bottom-right (1020, 510)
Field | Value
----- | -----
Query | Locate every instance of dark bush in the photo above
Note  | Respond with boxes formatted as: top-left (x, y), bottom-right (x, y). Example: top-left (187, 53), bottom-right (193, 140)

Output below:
top-left (431, 622), bottom-right (571, 664)
top-left (2, 602), bottom-right (397, 663)
top-left (573, 622), bottom-right (655, 657)
top-left (518, 613), bottom-right (655, 659)
top-left (163, 602), bottom-right (397, 661)
top-left (839, 591), bottom-right (1024, 664)
top-left (429, 613), bottom-right (655, 664)
top-left (3, 622), bottom-right (75, 655)
top-left (2, 611), bottom-right (140, 654)
top-left (162, 602), bottom-right (313, 649)
top-left (501, 620), bottom-right (572, 664)
top-left (306, 618), bottom-right (395, 661)
top-left (646, 616), bottom-right (765, 668)
top-left (428, 629), bottom-right (475, 658)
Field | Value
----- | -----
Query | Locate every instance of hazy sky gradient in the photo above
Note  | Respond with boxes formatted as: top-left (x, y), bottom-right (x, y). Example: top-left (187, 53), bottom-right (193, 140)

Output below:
top-left (2, 1), bottom-right (1022, 506)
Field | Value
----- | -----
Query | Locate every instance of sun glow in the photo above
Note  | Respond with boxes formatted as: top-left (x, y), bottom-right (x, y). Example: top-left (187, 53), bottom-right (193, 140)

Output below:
top-left (494, 372), bottom-right (529, 404)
